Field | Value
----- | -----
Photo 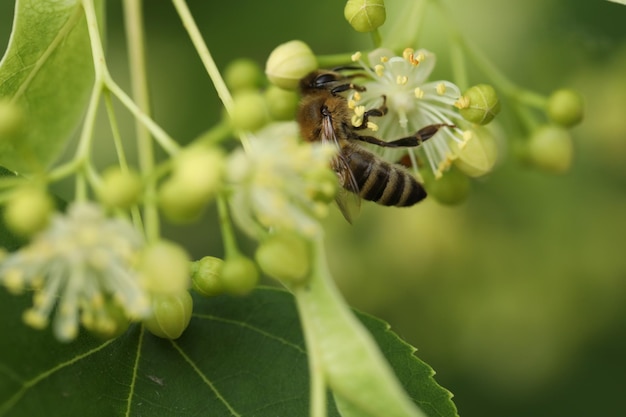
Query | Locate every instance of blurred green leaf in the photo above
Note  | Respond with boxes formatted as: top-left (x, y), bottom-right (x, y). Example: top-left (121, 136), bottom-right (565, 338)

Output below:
top-left (0, 0), bottom-right (102, 174)
top-left (0, 287), bottom-right (456, 417)
top-left (0, 165), bottom-right (22, 251)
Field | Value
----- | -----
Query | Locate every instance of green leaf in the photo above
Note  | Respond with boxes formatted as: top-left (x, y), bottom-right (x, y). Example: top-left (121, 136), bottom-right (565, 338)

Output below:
top-left (0, 0), bottom-right (102, 174)
top-left (0, 287), bottom-right (457, 417)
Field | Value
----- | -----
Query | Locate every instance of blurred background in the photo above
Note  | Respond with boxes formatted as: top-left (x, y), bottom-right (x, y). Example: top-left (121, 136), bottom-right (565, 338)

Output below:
top-left (2, 0), bottom-right (625, 416)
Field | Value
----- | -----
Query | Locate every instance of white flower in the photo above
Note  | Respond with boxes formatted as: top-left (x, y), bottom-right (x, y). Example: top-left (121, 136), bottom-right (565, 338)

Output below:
top-left (227, 122), bottom-right (336, 238)
top-left (0, 202), bottom-right (150, 341)
top-left (352, 48), bottom-right (470, 178)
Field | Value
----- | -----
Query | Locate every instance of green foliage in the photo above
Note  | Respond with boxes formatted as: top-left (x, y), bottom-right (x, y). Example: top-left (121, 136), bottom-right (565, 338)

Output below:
top-left (0, 0), bottom-right (102, 173)
top-left (0, 287), bottom-right (456, 417)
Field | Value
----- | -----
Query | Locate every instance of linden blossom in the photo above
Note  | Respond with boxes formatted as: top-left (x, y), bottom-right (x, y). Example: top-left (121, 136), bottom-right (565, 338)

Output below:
top-left (226, 122), bottom-right (337, 239)
top-left (0, 203), bottom-right (151, 342)
top-left (350, 47), bottom-right (472, 179)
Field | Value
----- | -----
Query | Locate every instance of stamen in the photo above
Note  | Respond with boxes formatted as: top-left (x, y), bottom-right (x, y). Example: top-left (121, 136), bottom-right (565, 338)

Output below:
top-left (414, 88), bottom-right (425, 99)
top-left (374, 64), bottom-right (385, 77)
top-left (351, 51), bottom-right (362, 62)
top-left (367, 121), bottom-right (379, 131)
top-left (436, 83), bottom-right (447, 95)
top-left (396, 75), bottom-right (408, 86)
top-left (454, 96), bottom-right (470, 109)
top-left (403, 48), bottom-right (419, 65)
top-left (380, 56), bottom-right (389, 63)
top-left (23, 309), bottom-right (48, 329)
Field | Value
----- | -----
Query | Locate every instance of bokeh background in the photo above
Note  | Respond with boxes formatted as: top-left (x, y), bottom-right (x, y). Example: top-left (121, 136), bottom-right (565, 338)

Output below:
top-left (2, 1), bottom-right (625, 416)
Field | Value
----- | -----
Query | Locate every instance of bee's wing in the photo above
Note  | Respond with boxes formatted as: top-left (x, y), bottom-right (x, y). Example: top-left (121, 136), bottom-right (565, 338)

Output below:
top-left (321, 117), bottom-right (361, 223)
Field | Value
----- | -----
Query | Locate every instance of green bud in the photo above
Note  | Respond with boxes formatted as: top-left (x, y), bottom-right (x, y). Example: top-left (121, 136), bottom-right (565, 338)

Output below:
top-left (221, 255), bottom-right (259, 296)
top-left (422, 166), bottom-right (470, 205)
top-left (527, 125), bottom-right (573, 174)
top-left (97, 166), bottom-right (142, 209)
top-left (255, 232), bottom-right (310, 284)
top-left (454, 128), bottom-right (498, 177)
top-left (144, 291), bottom-right (193, 340)
top-left (230, 90), bottom-right (270, 132)
top-left (344, 0), bottom-right (386, 33)
top-left (458, 84), bottom-right (501, 125)
top-left (138, 240), bottom-right (191, 294)
top-left (264, 85), bottom-right (299, 121)
top-left (4, 186), bottom-right (54, 237)
top-left (173, 147), bottom-right (224, 197)
top-left (265, 40), bottom-right (318, 90)
top-left (547, 89), bottom-right (584, 128)
top-left (191, 256), bottom-right (225, 297)
top-left (158, 147), bottom-right (224, 223)
top-left (158, 177), bottom-right (206, 223)
top-left (0, 99), bottom-right (24, 140)
top-left (224, 58), bottom-right (263, 92)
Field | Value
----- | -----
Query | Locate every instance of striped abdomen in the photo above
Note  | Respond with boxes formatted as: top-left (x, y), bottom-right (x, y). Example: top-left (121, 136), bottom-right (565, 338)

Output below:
top-left (342, 145), bottom-right (426, 207)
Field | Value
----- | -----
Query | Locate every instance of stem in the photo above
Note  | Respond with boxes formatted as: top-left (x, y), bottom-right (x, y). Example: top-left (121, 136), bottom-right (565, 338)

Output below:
top-left (171, 0), bottom-right (232, 113)
top-left (195, 119), bottom-right (234, 146)
top-left (216, 194), bottom-right (239, 258)
top-left (171, 0), bottom-right (251, 153)
top-left (449, 33), bottom-right (468, 92)
top-left (105, 78), bottom-right (180, 156)
top-left (122, 0), bottom-right (159, 242)
top-left (103, 92), bottom-right (128, 169)
top-left (316, 53), bottom-right (356, 69)
top-left (370, 29), bottom-right (382, 48)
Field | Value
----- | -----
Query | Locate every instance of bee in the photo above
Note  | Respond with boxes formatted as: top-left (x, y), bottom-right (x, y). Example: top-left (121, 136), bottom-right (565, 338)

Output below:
top-left (297, 69), bottom-right (453, 221)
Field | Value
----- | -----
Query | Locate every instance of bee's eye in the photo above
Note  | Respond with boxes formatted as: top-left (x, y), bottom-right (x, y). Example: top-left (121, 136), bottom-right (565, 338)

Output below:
top-left (314, 73), bottom-right (338, 88)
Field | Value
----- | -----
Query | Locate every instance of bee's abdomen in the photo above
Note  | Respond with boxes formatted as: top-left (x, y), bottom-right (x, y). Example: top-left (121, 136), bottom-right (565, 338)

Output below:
top-left (348, 150), bottom-right (426, 207)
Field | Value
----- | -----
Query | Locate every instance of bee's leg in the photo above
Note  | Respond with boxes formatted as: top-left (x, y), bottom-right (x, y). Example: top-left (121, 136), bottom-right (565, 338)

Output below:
top-left (353, 96), bottom-right (388, 131)
top-left (349, 123), bottom-right (455, 148)
top-left (331, 82), bottom-right (366, 95)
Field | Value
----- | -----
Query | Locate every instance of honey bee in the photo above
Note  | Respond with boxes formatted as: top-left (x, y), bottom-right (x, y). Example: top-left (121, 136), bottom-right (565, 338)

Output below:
top-left (297, 69), bottom-right (453, 221)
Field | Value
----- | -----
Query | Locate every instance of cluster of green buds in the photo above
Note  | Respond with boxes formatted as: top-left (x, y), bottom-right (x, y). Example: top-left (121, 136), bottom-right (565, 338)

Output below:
top-left (523, 89), bottom-right (584, 173)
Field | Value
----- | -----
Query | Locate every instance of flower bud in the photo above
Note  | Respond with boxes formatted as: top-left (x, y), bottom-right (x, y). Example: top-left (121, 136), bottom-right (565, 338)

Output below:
top-left (255, 232), bottom-right (310, 284)
top-left (344, 0), bottom-right (386, 33)
top-left (264, 85), bottom-right (299, 121)
top-left (97, 166), bottom-right (142, 209)
top-left (527, 125), bottom-right (573, 174)
top-left (230, 90), bottom-right (270, 132)
top-left (143, 290), bottom-right (193, 339)
top-left (458, 84), bottom-right (501, 125)
top-left (173, 147), bottom-right (225, 198)
top-left (138, 240), bottom-right (191, 294)
top-left (221, 255), bottom-right (259, 296)
top-left (4, 186), bottom-right (54, 237)
top-left (158, 177), bottom-right (205, 222)
top-left (454, 128), bottom-right (498, 177)
top-left (547, 89), bottom-right (584, 128)
top-left (422, 166), bottom-right (470, 205)
top-left (265, 40), bottom-right (317, 90)
top-left (191, 256), bottom-right (224, 297)
top-left (224, 58), bottom-right (263, 92)
top-left (0, 99), bottom-right (24, 140)
top-left (158, 147), bottom-right (224, 223)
